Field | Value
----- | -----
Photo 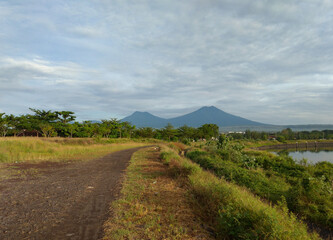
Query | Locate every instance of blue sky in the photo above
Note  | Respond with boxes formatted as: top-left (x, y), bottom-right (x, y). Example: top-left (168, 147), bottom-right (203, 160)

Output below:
top-left (0, 0), bottom-right (333, 125)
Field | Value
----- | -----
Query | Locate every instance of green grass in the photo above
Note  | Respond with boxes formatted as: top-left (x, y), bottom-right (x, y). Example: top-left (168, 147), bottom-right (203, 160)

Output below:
top-left (160, 146), bottom-right (319, 240)
top-left (186, 147), bottom-right (333, 230)
top-left (0, 137), bottom-right (147, 163)
top-left (238, 139), bottom-right (333, 149)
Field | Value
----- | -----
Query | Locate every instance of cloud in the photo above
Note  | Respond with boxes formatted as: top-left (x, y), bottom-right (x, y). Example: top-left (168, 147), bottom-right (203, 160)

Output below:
top-left (0, 0), bottom-right (332, 124)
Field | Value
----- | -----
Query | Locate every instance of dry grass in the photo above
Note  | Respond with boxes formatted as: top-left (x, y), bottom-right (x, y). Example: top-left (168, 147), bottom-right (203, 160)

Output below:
top-left (103, 146), bottom-right (215, 240)
top-left (0, 137), bottom-right (147, 163)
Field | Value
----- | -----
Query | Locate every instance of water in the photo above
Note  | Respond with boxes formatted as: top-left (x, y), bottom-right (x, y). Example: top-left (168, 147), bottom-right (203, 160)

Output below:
top-left (274, 149), bottom-right (333, 164)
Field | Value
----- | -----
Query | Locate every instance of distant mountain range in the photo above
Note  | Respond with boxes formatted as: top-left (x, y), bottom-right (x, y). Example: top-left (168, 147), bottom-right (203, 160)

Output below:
top-left (121, 106), bottom-right (268, 129)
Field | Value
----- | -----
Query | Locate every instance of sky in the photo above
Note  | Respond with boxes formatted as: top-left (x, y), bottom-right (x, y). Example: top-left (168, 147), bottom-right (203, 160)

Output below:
top-left (0, 0), bottom-right (333, 125)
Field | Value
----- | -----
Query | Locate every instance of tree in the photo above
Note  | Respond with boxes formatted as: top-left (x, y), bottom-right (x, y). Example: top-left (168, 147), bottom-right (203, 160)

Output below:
top-left (281, 128), bottom-right (294, 140)
top-left (178, 125), bottom-right (196, 140)
top-left (135, 127), bottom-right (155, 138)
top-left (29, 108), bottom-right (58, 123)
top-left (217, 134), bottom-right (230, 150)
top-left (0, 113), bottom-right (9, 137)
top-left (100, 119), bottom-right (121, 138)
top-left (120, 121), bottom-right (135, 138)
top-left (161, 123), bottom-right (177, 141)
top-left (40, 123), bottom-right (56, 137)
top-left (198, 124), bottom-right (219, 139)
top-left (55, 111), bottom-right (76, 124)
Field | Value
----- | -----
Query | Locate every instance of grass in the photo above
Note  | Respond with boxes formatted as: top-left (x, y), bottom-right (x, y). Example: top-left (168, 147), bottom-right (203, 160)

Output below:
top-left (159, 145), bottom-right (319, 240)
top-left (237, 139), bottom-right (333, 149)
top-left (103, 146), bottom-right (214, 240)
top-left (0, 137), bottom-right (147, 163)
top-left (186, 146), bottom-right (333, 231)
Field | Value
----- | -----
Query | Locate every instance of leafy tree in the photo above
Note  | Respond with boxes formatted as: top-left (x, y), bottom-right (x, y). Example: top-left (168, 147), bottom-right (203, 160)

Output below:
top-left (55, 111), bottom-right (76, 124)
top-left (101, 118), bottom-right (121, 138)
top-left (120, 121), bottom-right (135, 138)
top-left (135, 127), bottom-right (155, 138)
top-left (29, 108), bottom-right (58, 123)
top-left (40, 123), bottom-right (56, 137)
top-left (161, 123), bottom-right (177, 141)
top-left (217, 134), bottom-right (230, 150)
top-left (0, 113), bottom-right (9, 137)
top-left (198, 124), bottom-right (219, 139)
top-left (178, 125), bottom-right (197, 140)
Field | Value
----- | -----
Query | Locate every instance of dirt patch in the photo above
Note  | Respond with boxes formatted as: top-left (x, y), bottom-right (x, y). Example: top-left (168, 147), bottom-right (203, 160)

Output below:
top-left (0, 147), bottom-right (145, 240)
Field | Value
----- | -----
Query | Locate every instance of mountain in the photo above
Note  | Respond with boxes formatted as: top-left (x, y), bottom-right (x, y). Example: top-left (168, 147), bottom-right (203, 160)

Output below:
top-left (121, 111), bottom-right (168, 128)
top-left (121, 106), bottom-right (268, 128)
top-left (169, 106), bottom-right (265, 128)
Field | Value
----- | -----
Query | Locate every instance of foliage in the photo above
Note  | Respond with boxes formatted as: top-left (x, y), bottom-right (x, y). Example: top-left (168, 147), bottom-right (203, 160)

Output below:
top-left (186, 139), bottom-right (333, 230)
top-left (160, 146), bottom-right (318, 239)
top-left (228, 128), bottom-right (333, 141)
top-left (1, 109), bottom-right (222, 141)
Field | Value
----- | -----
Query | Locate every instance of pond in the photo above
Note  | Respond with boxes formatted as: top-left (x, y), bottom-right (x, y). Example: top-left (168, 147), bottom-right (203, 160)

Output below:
top-left (273, 149), bottom-right (333, 164)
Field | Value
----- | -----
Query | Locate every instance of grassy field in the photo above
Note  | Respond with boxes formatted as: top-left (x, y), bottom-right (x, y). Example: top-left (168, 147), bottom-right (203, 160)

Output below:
top-left (103, 146), bottom-right (214, 240)
top-left (0, 137), bottom-right (148, 163)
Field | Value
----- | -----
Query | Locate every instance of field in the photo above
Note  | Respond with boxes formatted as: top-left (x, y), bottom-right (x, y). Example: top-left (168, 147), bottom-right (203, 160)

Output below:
top-left (0, 137), bottom-right (148, 239)
top-left (0, 137), bottom-right (331, 239)
top-left (0, 137), bottom-right (148, 163)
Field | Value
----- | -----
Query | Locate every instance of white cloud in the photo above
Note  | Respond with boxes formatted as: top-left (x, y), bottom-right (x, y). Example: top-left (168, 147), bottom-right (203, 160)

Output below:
top-left (0, 0), bottom-right (332, 124)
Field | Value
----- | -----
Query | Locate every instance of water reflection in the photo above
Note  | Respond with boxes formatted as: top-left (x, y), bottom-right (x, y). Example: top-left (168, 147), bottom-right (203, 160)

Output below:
top-left (273, 148), bottom-right (333, 164)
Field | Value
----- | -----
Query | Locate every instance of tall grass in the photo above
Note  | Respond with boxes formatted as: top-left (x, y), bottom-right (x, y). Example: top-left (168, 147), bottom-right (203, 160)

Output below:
top-left (160, 146), bottom-right (319, 239)
top-left (186, 148), bottom-right (333, 230)
top-left (0, 137), bottom-right (147, 163)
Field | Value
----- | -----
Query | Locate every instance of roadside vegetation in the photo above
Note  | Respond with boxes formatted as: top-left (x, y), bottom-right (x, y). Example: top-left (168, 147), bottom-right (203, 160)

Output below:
top-left (186, 136), bottom-right (333, 235)
top-left (158, 144), bottom-right (319, 239)
top-left (103, 146), bottom-right (214, 240)
top-left (103, 143), bottom-right (320, 239)
top-left (0, 137), bottom-right (147, 163)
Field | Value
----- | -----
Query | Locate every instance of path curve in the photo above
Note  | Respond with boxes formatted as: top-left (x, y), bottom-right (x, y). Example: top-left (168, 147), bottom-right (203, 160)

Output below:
top-left (0, 147), bottom-right (145, 240)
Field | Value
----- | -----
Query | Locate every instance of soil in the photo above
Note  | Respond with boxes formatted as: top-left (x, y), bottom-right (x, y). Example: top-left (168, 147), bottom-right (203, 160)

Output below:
top-left (0, 147), bottom-right (145, 240)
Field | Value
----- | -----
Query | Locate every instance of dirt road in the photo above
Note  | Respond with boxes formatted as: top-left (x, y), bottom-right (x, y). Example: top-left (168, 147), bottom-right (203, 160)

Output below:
top-left (0, 147), bottom-right (145, 240)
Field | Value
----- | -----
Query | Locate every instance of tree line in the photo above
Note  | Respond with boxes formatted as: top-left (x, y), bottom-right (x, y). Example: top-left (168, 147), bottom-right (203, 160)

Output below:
top-left (0, 109), bottom-right (219, 141)
top-left (228, 128), bottom-right (333, 141)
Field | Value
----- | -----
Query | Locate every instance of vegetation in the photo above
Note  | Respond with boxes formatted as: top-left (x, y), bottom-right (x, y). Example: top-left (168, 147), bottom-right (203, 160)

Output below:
top-left (1, 109), bottom-right (332, 144)
top-left (103, 147), bottom-right (214, 239)
top-left (159, 145), bottom-right (318, 239)
top-left (186, 135), bottom-right (333, 231)
top-left (0, 109), bottom-right (220, 141)
top-left (0, 137), bottom-right (146, 163)
top-left (228, 128), bottom-right (333, 141)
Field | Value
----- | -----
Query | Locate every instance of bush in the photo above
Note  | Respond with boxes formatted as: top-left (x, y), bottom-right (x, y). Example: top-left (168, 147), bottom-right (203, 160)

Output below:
top-left (187, 148), bottom-right (333, 230)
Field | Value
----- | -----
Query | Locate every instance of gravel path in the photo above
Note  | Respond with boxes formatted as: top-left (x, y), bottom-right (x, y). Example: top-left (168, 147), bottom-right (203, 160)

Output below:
top-left (0, 147), bottom-right (144, 240)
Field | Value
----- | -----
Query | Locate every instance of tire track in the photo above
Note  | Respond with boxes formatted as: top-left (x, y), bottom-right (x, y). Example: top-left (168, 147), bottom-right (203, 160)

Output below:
top-left (0, 147), bottom-right (146, 240)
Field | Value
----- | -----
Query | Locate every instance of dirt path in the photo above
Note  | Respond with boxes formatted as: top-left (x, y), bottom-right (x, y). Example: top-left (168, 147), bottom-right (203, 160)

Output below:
top-left (0, 147), bottom-right (145, 240)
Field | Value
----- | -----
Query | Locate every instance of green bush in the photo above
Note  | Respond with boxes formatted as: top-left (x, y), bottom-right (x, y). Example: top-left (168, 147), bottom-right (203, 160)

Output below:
top-left (187, 148), bottom-right (333, 230)
top-left (187, 150), bottom-right (288, 203)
